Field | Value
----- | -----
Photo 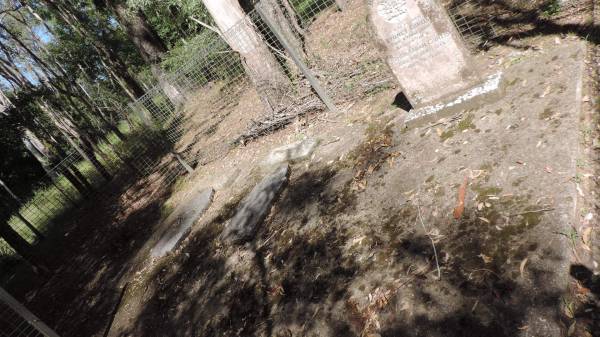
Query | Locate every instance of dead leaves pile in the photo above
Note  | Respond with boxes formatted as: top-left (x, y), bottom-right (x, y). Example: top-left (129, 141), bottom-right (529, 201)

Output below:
top-left (346, 286), bottom-right (395, 337)
top-left (345, 273), bottom-right (420, 337)
top-left (351, 127), bottom-right (401, 191)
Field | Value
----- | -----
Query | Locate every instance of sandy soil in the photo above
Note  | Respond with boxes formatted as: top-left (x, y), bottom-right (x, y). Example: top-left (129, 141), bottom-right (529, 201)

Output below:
top-left (107, 33), bottom-right (591, 337)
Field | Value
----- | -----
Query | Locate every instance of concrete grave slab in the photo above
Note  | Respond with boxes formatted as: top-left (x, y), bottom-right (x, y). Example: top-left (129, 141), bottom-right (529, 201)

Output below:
top-left (215, 168), bottom-right (242, 191)
top-left (221, 165), bottom-right (290, 244)
top-left (405, 71), bottom-right (505, 127)
top-left (151, 188), bottom-right (214, 258)
top-left (262, 138), bottom-right (319, 167)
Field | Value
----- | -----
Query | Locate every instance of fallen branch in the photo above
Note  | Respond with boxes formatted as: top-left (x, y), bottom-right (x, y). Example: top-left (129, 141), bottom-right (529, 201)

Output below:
top-left (453, 176), bottom-right (468, 219)
top-left (234, 95), bottom-right (325, 144)
top-left (189, 16), bottom-right (221, 36)
top-left (508, 208), bottom-right (555, 217)
top-left (423, 112), bottom-right (464, 131)
top-left (416, 199), bottom-right (442, 280)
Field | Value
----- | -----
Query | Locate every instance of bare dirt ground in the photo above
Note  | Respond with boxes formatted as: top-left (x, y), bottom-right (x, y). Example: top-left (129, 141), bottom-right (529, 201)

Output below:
top-left (103, 33), bottom-right (591, 337)
top-left (4, 169), bottom-right (179, 337)
top-left (5, 1), bottom-right (599, 337)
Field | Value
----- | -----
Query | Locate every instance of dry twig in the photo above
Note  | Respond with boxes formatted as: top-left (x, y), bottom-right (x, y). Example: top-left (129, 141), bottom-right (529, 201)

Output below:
top-left (416, 198), bottom-right (442, 280)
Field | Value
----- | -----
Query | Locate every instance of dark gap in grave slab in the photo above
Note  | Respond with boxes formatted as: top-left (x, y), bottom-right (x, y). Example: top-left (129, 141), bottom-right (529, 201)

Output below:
top-left (392, 92), bottom-right (413, 111)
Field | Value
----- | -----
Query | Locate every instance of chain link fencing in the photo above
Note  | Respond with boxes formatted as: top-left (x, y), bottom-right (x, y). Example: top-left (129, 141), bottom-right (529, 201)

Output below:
top-left (0, 287), bottom-right (60, 337)
top-left (447, 0), bottom-right (499, 50)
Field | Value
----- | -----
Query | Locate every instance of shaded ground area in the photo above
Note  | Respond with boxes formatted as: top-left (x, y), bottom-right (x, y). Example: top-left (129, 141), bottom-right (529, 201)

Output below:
top-left (4, 2), bottom-right (599, 337)
top-left (3, 165), bottom-right (181, 337)
top-left (106, 34), bottom-right (589, 337)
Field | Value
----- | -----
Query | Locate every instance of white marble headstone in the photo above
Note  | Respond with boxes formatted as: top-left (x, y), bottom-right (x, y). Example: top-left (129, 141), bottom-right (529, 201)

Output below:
top-left (370, 0), bottom-right (479, 107)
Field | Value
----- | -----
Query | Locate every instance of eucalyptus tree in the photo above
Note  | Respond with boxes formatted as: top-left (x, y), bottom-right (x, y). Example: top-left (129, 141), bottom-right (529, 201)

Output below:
top-left (202, 0), bottom-right (291, 112)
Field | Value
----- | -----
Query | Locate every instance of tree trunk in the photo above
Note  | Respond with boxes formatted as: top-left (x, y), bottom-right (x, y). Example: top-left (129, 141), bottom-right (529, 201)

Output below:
top-left (0, 180), bottom-right (45, 240)
top-left (37, 100), bottom-right (112, 182)
top-left (64, 166), bottom-right (92, 195)
top-left (202, 0), bottom-right (291, 112)
top-left (51, 142), bottom-right (94, 195)
top-left (79, 137), bottom-right (112, 181)
top-left (0, 223), bottom-right (46, 270)
top-left (258, 0), bottom-right (306, 64)
top-left (104, 1), bottom-right (185, 105)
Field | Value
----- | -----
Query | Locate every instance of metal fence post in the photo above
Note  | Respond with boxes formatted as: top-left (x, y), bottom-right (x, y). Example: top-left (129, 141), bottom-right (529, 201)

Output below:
top-left (256, 2), bottom-right (338, 113)
top-left (172, 151), bottom-right (194, 174)
top-left (0, 287), bottom-right (61, 337)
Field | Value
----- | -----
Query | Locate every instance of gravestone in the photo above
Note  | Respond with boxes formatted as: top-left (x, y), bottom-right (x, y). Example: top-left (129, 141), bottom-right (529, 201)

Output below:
top-left (221, 165), bottom-right (290, 244)
top-left (369, 0), bottom-right (479, 108)
top-left (151, 188), bottom-right (214, 258)
top-left (262, 138), bottom-right (319, 167)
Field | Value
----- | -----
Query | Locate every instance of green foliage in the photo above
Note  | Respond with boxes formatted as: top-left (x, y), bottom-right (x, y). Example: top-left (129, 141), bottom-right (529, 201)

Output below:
top-left (126, 0), bottom-right (212, 49)
top-left (160, 30), bottom-right (221, 72)
top-left (541, 0), bottom-right (561, 17)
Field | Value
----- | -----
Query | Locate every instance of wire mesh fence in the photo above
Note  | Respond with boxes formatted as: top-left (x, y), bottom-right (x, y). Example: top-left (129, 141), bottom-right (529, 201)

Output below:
top-left (447, 0), bottom-right (499, 50)
top-left (0, 287), bottom-right (60, 337)
top-left (288, 0), bottom-right (338, 27)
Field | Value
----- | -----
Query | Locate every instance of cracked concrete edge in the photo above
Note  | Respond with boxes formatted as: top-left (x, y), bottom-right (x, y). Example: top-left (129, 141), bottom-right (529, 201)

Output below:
top-left (403, 72), bottom-right (504, 128)
top-left (575, 36), bottom-right (600, 275)
top-left (150, 188), bottom-right (215, 259)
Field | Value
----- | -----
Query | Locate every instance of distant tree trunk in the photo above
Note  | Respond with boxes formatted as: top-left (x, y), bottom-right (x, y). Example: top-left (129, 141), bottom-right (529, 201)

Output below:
top-left (37, 101), bottom-right (112, 182)
top-left (202, 0), bottom-right (291, 112)
top-left (0, 198), bottom-right (50, 273)
top-left (42, 0), bottom-right (146, 99)
top-left (53, 146), bottom-right (94, 194)
top-left (101, 1), bottom-right (185, 105)
top-left (35, 126), bottom-right (94, 197)
top-left (65, 167), bottom-right (93, 194)
top-left (0, 223), bottom-right (48, 271)
top-left (80, 137), bottom-right (112, 181)
top-left (0, 180), bottom-right (45, 240)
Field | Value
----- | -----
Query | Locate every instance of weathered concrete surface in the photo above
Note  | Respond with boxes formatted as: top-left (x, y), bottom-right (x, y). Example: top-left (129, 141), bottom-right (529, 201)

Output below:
top-left (221, 165), bottom-right (290, 244)
top-left (262, 138), bottom-right (319, 167)
top-left (214, 167), bottom-right (242, 191)
top-left (405, 71), bottom-right (504, 126)
top-left (369, 0), bottom-right (479, 107)
top-left (364, 37), bottom-right (586, 337)
top-left (150, 188), bottom-right (214, 258)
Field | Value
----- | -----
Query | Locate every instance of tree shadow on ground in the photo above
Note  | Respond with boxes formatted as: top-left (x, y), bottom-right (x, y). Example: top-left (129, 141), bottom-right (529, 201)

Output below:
top-left (5, 162), bottom-right (182, 337)
top-left (569, 265), bottom-right (600, 335)
top-left (117, 164), bottom-right (566, 337)
top-left (449, 0), bottom-right (599, 48)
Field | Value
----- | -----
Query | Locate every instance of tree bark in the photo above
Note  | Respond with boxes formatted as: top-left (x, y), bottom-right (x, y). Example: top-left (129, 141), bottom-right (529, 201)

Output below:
top-left (257, 0), bottom-right (306, 63)
top-left (102, 1), bottom-right (185, 105)
top-left (0, 223), bottom-right (46, 269)
top-left (202, 0), bottom-right (291, 112)
top-left (38, 101), bottom-right (112, 182)
top-left (0, 180), bottom-right (45, 240)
